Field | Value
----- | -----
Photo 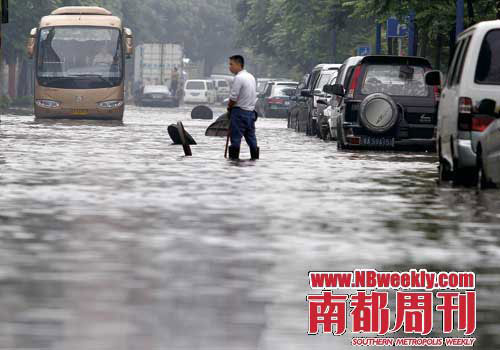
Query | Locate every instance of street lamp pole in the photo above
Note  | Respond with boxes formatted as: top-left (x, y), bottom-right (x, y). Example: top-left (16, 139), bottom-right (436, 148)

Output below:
top-left (1, 0), bottom-right (8, 48)
top-left (1, 0), bottom-right (8, 96)
top-left (375, 23), bottom-right (382, 55)
top-left (456, 0), bottom-right (464, 38)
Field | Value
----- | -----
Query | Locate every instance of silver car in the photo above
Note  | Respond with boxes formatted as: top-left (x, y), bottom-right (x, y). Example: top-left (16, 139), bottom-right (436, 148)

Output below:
top-left (476, 100), bottom-right (500, 189)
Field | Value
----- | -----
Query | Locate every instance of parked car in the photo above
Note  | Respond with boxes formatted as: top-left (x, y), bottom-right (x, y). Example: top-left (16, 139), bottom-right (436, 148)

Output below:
top-left (315, 73), bottom-right (344, 140)
top-left (297, 64), bottom-right (342, 136)
top-left (475, 99), bottom-right (500, 189)
top-left (139, 85), bottom-right (179, 107)
top-left (288, 81), bottom-right (307, 130)
top-left (257, 78), bottom-right (273, 94)
top-left (324, 56), bottom-right (364, 140)
top-left (326, 55), bottom-right (438, 150)
top-left (183, 80), bottom-right (217, 104)
top-left (213, 79), bottom-right (231, 103)
top-left (256, 81), bottom-right (298, 118)
top-left (426, 20), bottom-right (500, 186)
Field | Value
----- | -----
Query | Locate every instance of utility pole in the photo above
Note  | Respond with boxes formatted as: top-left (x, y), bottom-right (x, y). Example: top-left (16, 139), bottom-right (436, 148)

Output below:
top-left (408, 11), bottom-right (416, 56)
top-left (456, 0), bottom-right (464, 39)
top-left (1, 0), bottom-right (8, 96)
top-left (375, 23), bottom-right (382, 54)
top-left (1, 0), bottom-right (8, 48)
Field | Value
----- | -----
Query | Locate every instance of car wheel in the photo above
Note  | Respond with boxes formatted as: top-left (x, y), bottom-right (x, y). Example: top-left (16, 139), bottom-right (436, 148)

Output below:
top-left (330, 122), bottom-right (338, 141)
top-left (312, 118), bottom-right (318, 137)
top-left (476, 146), bottom-right (496, 190)
top-left (438, 139), bottom-right (453, 183)
top-left (316, 119), bottom-right (323, 139)
top-left (319, 117), bottom-right (330, 140)
top-left (307, 116), bottom-right (316, 137)
top-left (451, 139), bottom-right (477, 187)
top-left (337, 118), bottom-right (345, 150)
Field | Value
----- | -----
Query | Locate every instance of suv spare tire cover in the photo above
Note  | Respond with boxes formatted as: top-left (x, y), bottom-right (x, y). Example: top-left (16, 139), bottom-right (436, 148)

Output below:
top-left (359, 93), bottom-right (398, 134)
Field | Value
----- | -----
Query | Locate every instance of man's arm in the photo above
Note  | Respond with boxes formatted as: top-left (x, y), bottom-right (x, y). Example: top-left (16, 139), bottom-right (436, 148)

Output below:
top-left (228, 77), bottom-right (242, 112)
top-left (227, 99), bottom-right (236, 111)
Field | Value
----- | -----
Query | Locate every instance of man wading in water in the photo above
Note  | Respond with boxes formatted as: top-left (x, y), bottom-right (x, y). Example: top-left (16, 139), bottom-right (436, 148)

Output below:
top-left (227, 55), bottom-right (259, 160)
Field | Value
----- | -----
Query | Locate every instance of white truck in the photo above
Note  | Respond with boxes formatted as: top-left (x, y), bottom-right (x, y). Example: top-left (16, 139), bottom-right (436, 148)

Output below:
top-left (134, 43), bottom-right (184, 103)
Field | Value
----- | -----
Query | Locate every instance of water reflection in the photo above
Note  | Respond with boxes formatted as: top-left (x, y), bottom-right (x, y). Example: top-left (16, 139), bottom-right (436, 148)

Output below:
top-left (0, 106), bottom-right (499, 349)
top-left (32, 119), bottom-right (124, 127)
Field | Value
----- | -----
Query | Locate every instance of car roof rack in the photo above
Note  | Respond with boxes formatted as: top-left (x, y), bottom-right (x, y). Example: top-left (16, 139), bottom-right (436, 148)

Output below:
top-left (51, 7), bottom-right (112, 16)
top-left (360, 55), bottom-right (432, 67)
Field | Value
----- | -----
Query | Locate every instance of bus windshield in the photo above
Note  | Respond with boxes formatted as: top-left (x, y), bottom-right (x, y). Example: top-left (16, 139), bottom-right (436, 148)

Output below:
top-left (37, 26), bottom-right (123, 89)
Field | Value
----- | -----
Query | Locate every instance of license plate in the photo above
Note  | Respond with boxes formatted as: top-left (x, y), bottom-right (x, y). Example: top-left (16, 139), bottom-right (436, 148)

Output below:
top-left (153, 94), bottom-right (163, 99)
top-left (361, 136), bottom-right (394, 147)
top-left (192, 93), bottom-right (200, 96)
top-left (72, 109), bottom-right (88, 115)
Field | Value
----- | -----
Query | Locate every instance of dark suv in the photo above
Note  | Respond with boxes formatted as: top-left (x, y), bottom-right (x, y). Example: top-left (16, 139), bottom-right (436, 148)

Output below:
top-left (325, 56), bottom-right (438, 150)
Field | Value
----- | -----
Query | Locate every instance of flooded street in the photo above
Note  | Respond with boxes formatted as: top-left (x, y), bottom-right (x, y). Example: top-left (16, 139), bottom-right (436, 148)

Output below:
top-left (1, 106), bottom-right (500, 350)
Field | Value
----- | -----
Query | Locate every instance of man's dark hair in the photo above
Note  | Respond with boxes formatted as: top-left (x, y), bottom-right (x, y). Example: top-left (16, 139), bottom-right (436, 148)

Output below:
top-left (230, 55), bottom-right (245, 67)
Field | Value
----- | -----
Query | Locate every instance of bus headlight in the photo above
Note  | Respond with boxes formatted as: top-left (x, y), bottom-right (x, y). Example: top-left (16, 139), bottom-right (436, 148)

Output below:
top-left (36, 99), bottom-right (60, 109)
top-left (97, 100), bottom-right (124, 109)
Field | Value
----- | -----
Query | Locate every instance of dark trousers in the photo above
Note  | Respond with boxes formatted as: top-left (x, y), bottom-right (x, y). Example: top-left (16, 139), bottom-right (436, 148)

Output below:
top-left (230, 108), bottom-right (258, 149)
top-left (171, 80), bottom-right (178, 95)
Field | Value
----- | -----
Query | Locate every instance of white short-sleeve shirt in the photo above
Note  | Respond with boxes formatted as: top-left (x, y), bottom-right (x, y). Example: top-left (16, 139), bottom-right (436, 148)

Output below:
top-left (230, 70), bottom-right (257, 111)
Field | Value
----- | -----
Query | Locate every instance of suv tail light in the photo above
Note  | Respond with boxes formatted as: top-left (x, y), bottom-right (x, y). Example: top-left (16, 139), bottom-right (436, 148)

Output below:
top-left (458, 97), bottom-right (495, 132)
top-left (348, 65), bottom-right (362, 98)
top-left (459, 97), bottom-right (472, 114)
top-left (471, 116), bottom-right (495, 132)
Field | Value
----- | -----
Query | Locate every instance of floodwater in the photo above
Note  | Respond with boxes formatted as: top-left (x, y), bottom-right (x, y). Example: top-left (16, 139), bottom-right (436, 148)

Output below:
top-left (1, 105), bottom-right (499, 350)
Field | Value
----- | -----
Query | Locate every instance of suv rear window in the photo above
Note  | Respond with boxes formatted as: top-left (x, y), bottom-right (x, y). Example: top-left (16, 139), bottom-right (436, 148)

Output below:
top-left (475, 29), bottom-right (500, 85)
top-left (361, 65), bottom-right (428, 97)
top-left (273, 85), bottom-right (296, 97)
top-left (315, 72), bottom-right (337, 91)
top-left (186, 81), bottom-right (205, 90)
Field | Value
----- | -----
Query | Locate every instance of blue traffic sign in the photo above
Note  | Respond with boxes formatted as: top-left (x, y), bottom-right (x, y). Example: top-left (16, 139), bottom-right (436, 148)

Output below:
top-left (387, 17), bottom-right (409, 38)
top-left (357, 46), bottom-right (371, 56)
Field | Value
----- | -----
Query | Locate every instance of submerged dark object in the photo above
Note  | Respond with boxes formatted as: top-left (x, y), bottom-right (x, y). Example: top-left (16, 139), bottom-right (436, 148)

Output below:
top-left (177, 121), bottom-right (192, 156)
top-left (168, 123), bottom-right (197, 145)
top-left (191, 105), bottom-right (213, 120)
top-left (205, 113), bottom-right (229, 137)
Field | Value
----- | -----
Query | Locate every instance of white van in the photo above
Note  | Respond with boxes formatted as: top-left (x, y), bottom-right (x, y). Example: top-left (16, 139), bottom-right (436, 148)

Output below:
top-left (426, 20), bottom-right (500, 185)
top-left (183, 80), bottom-right (217, 104)
top-left (213, 79), bottom-right (231, 102)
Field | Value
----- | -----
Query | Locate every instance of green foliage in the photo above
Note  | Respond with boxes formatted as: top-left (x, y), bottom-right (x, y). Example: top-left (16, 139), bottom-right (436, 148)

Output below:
top-left (0, 95), bottom-right (10, 111)
top-left (11, 95), bottom-right (33, 107)
top-left (235, 0), bottom-right (500, 75)
top-left (235, 0), bottom-right (375, 73)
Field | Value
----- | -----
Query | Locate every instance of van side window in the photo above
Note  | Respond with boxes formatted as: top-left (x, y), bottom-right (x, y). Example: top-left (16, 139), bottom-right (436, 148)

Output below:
top-left (451, 37), bottom-right (471, 86)
top-left (475, 29), bottom-right (500, 85)
top-left (446, 40), bottom-right (464, 87)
